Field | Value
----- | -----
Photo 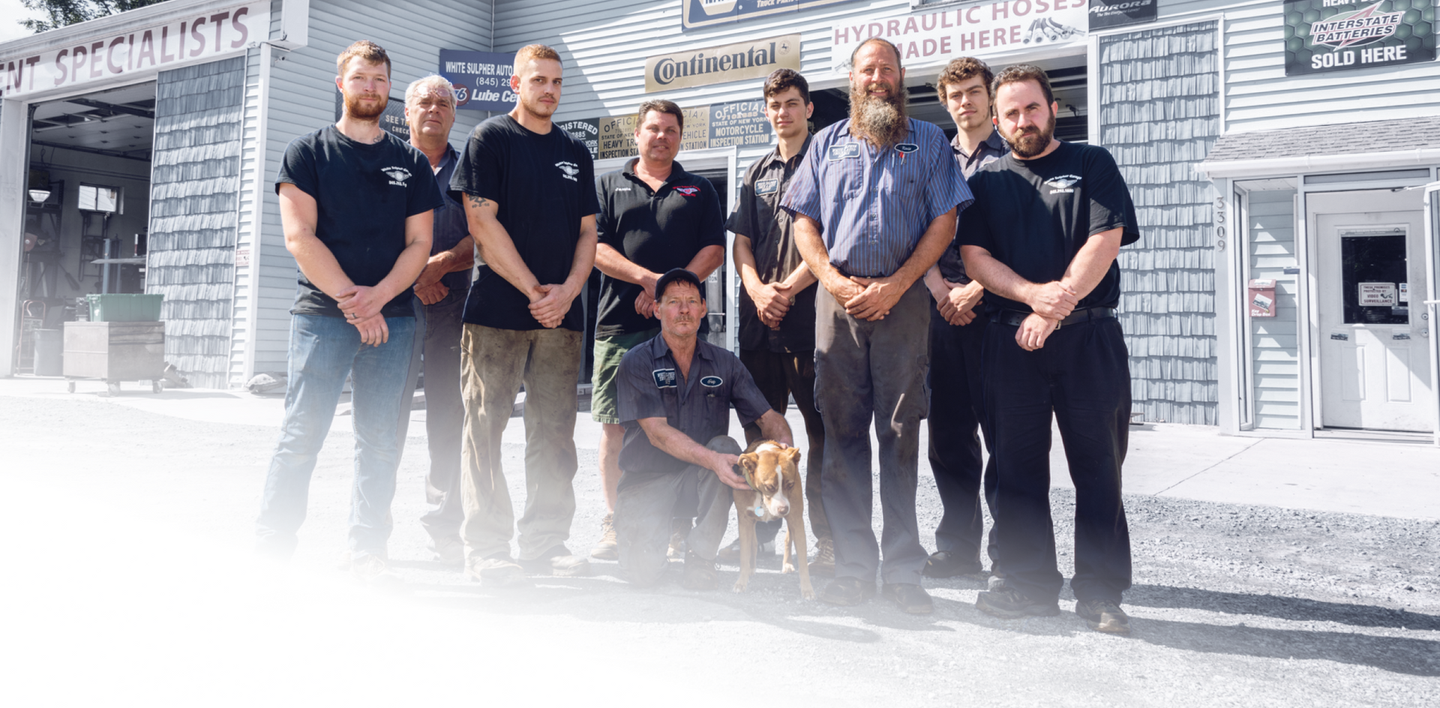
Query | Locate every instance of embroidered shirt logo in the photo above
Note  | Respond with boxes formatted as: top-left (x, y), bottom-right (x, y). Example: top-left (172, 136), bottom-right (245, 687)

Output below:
top-left (675, 186), bottom-right (700, 197)
top-left (556, 161), bottom-right (579, 182)
top-left (382, 167), bottom-right (412, 186)
top-left (1044, 175), bottom-right (1082, 194)
top-left (827, 143), bottom-right (861, 161)
top-left (895, 143), bottom-right (919, 154)
top-left (755, 179), bottom-right (779, 195)
top-left (653, 368), bottom-right (678, 388)
top-left (700, 375), bottom-right (723, 388)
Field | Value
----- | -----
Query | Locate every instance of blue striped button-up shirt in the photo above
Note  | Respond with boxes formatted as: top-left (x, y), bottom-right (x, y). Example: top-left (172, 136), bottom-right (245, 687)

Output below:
top-left (781, 118), bottom-right (972, 278)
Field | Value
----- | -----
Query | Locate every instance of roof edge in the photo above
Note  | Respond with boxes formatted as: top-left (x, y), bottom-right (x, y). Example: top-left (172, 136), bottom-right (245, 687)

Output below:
top-left (1197, 148), bottom-right (1440, 180)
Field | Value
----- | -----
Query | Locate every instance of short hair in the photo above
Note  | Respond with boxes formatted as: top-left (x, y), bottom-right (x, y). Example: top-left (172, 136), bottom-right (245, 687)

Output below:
top-left (849, 37), bottom-right (902, 72)
top-left (636, 99), bottom-right (684, 134)
top-left (405, 75), bottom-right (456, 110)
top-left (935, 57), bottom-right (995, 104)
top-left (763, 68), bottom-right (810, 105)
top-left (993, 64), bottom-right (1055, 107)
top-left (655, 268), bottom-right (705, 303)
top-left (337, 40), bottom-right (390, 77)
top-left (514, 44), bottom-right (562, 73)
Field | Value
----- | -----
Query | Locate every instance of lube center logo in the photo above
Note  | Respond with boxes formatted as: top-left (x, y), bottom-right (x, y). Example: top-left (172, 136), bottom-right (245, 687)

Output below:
top-left (1310, 2), bottom-right (1404, 48)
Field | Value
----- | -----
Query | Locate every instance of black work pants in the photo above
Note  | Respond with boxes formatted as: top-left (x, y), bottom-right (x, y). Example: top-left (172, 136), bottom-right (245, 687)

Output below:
top-left (927, 309), bottom-right (998, 566)
top-left (982, 317), bottom-right (1132, 605)
top-left (739, 347), bottom-right (830, 545)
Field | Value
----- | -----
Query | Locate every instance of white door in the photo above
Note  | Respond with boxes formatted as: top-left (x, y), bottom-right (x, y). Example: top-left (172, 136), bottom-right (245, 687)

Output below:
top-left (1317, 192), bottom-right (1432, 432)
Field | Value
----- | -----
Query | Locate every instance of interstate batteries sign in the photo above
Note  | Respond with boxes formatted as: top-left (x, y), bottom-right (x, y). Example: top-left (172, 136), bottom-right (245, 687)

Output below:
top-left (645, 35), bottom-right (800, 92)
top-left (1284, 0), bottom-right (1436, 76)
top-left (830, 0), bottom-right (1088, 72)
top-left (682, 0), bottom-right (854, 31)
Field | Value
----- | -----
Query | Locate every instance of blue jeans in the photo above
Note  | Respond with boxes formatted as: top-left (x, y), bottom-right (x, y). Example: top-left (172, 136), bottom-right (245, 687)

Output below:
top-left (256, 313), bottom-right (416, 559)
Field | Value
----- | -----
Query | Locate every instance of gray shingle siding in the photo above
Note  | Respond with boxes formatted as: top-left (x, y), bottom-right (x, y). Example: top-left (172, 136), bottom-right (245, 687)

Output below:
top-left (148, 57), bottom-right (246, 390)
top-left (1206, 115), bottom-right (1440, 164)
top-left (1099, 22), bottom-right (1221, 425)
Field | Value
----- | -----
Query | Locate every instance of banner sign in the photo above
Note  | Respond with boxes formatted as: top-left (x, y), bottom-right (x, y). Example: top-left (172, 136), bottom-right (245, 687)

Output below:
top-left (332, 91), bottom-right (410, 141)
top-left (829, 0), bottom-right (1088, 73)
top-left (1283, 0), bottom-right (1436, 76)
top-left (1, 2), bottom-right (267, 99)
top-left (1088, 0), bottom-right (1157, 31)
top-left (438, 49), bottom-right (517, 111)
top-left (682, 0), bottom-right (854, 31)
top-left (645, 34), bottom-right (801, 92)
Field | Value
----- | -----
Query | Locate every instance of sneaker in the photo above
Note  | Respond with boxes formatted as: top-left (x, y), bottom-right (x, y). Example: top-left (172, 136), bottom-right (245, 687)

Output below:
top-left (975, 585), bottom-right (1060, 619)
top-left (520, 545), bottom-right (590, 577)
top-left (808, 537), bottom-right (836, 578)
top-left (680, 550), bottom-right (717, 591)
top-left (1075, 598), bottom-right (1132, 635)
top-left (350, 554), bottom-right (405, 590)
top-left (923, 550), bottom-right (984, 579)
top-left (591, 514), bottom-right (618, 560)
top-left (467, 554), bottom-right (531, 588)
top-left (430, 535), bottom-right (465, 566)
top-left (881, 582), bottom-right (934, 614)
top-left (818, 577), bottom-right (877, 606)
top-left (717, 537), bottom-right (775, 564)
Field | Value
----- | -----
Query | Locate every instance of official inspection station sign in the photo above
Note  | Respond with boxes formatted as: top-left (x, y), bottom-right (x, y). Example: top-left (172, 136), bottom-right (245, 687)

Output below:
top-left (1283, 0), bottom-right (1436, 76)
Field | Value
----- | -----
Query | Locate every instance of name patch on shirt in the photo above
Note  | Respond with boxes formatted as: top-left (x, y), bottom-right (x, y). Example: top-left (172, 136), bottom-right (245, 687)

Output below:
top-left (700, 375), bottom-right (723, 388)
top-left (653, 369), bottom-right (678, 389)
top-left (674, 186), bottom-right (700, 197)
top-left (895, 143), bottom-right (919, 154)
top-left (755, 179), bottom-right (779, 195)
top-left (1045, 175), bottom-right (1082, 194)
top-left (827, 143), bottom-right (861, 162)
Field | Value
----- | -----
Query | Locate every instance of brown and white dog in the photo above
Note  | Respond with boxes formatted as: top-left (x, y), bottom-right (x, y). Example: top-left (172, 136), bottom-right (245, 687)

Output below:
top-left (733, 440), bottom-right (814, 599)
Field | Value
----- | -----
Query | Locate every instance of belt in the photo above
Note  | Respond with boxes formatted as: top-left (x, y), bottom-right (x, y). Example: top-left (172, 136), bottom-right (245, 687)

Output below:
top-left (993, 306), bottom-right (1115, 328)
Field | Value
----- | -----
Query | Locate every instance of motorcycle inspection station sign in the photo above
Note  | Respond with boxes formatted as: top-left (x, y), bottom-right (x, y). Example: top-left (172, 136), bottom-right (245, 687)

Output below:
top-left (1283, 0), bottom-right (1436, 76)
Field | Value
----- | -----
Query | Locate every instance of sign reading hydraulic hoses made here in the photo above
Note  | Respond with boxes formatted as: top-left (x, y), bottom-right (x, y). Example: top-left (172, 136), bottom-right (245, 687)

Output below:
top-left (438, 49), bottom-right (517, 111)
top-left (1283, 0), bottom-right (1436, 76)
top-left (829, 0), bottom-right (1088, 73)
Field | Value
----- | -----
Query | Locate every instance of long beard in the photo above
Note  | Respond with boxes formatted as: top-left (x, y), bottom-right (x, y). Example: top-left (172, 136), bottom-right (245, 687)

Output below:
top-left (1008, 112), bottom-right (1056, 158)
top-left (345, 91), bottom-right (387, 121)
top-left (849, 82), bottom-right (908, 147)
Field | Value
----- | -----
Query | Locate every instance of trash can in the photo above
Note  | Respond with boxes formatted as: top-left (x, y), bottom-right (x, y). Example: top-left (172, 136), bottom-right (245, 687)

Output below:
top-left (33, 329), bottom-right (63, 376)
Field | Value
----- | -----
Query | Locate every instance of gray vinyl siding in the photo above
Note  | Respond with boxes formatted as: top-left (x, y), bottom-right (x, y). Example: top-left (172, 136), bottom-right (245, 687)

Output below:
top-left (1099, 22), bottom-right (1221, 425)
top-left (248, 0), bottom-right (493, 380)
top-left (1223, 1), bottom-right (1440, 134)
top-left (229, 45), bottom-right (264, 386)
top-left (1246, 189), bottom-right (1301, 429)
top-left (147, 57), bottom-right (247, 390)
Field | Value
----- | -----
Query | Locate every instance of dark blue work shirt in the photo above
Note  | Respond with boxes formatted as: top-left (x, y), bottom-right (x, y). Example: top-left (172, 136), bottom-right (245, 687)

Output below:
top-left (781, 118), bottom-right (972, 278)
top-left (428, 144), bottom-right (471, 294)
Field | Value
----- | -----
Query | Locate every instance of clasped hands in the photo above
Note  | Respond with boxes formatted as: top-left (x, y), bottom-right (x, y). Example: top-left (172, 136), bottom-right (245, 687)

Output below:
top-left (1016, 281), bottom-right (1080, 352)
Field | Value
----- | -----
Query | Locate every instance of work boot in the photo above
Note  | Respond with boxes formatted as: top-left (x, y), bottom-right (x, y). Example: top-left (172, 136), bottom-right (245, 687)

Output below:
top-left (975, 585), bottom-right (1060, 619)
top-left (520, 545), bottom-right (590, 577)
top-left (818, 577), bottom-right (877, 606)
top-left (680, 551), bottom-right (717, 591)
top-left (467, 554), bottom-right (531, 588)
top-left (1075, 599), bottom-right (1132, 635)
top-left (923, 550), bottom-right (984, 579)
top-left (591, 513), bottom-right (619, 560)
top-left (808, 537), bottom-right (836, 577)
top-left (882, 582), bottom-right (934, 615)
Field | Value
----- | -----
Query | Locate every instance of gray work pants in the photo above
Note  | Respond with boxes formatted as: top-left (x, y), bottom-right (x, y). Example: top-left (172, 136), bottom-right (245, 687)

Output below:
top-left (615, 435), bottom-right (740, 586)
top-left (397, 290), bottom-right (467, 544)
top-left (459, 324), bottom-right (583, 562)
top-left (814, 283), bottom-right (931, 586)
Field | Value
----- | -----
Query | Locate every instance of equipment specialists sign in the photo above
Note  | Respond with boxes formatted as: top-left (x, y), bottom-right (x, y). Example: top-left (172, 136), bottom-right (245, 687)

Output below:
top-left (1283, 0), bottom-right (1436, 76)
top-left (645, 34), bottom-right (801, 92)
top-left (0, 2), bottom-right (266, 99)
top-left (830, 0), bottom-right (1087, 72)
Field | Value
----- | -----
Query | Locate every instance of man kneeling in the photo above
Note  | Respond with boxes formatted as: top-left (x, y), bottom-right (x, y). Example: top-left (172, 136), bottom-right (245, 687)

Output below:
top-left (614, 268), bottom-right (794, 589)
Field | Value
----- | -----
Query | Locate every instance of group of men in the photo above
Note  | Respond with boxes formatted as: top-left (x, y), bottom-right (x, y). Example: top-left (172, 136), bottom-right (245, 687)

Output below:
top-left (253, 36), bottom-right (1138, 635)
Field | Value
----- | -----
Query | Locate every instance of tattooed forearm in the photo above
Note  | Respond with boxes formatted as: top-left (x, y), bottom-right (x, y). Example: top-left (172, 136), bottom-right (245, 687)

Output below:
top-left (467, 194), bottom-right (491, 209)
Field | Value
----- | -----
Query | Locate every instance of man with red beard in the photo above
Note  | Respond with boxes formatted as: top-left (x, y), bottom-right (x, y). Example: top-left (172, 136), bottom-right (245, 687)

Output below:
top-left (449, 44), bottom-right (600, 587)
top-left (256, 41), bottom-right (442, 586)
top-left (959, 65), bottom-right (1139, 634)
top-left (782, 38), bottom-right (971, 614)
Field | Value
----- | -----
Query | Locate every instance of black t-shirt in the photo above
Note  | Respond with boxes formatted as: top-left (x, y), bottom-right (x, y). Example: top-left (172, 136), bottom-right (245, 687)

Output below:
top-left (957, 142), bottom-right (1140, 316)
top-left (595, 159), bottom-right (725, 339)
top-left (276, 125), bottom-right (443, 318)
top-left (449, 114), bottom-right (600, 332)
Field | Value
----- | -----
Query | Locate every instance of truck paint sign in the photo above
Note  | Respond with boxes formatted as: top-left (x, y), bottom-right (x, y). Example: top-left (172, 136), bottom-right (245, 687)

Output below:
top-left (682, 0), bottom-right (854, 31)
top-left (829, 0), bottom-right (1088, 73)
top-left (0, 3), bottom-right (266, 99)
top-left (1283, 0), bottom-right (1436, 76)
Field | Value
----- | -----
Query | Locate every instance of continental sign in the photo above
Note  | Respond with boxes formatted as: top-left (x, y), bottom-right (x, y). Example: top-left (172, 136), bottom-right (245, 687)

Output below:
top-left (0, 2), bottom-right (266, 99)
top-left (682, 0), bottom-right (854, 31)
top-left (1283, 0), bottom-right (1436, 76)
top-left (645, 35), bottom-right (801, 92)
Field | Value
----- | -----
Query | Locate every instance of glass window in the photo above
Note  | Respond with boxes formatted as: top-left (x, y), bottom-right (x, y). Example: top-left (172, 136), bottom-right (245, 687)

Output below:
top-left (1339, 227), bottom-right (1408, 325)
